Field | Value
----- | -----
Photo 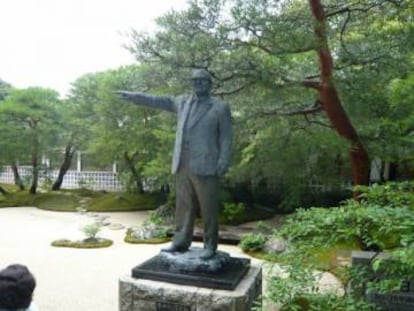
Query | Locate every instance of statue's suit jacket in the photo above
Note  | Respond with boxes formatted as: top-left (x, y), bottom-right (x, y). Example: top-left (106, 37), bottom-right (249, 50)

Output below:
top-left (130, 93), bottom-right (233, 176)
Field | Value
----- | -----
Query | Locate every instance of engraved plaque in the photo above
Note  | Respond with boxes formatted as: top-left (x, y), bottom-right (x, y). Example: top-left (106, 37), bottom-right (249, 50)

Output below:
top-left (156, 301), bottom-right (191, 311)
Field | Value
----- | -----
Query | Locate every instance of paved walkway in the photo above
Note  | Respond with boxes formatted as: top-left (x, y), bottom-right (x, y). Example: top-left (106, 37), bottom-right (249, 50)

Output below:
top-left (0, 207), bottom-right (250, 311)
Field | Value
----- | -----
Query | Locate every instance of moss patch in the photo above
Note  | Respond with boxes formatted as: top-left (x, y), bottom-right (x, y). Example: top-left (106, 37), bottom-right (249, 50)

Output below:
top-left (0, 183), bottom-right (20, 193)
top-left (33, 193), bottom-right (79, 211)
top-left (0, 191), bottom-right (40, 207)
top-left (87, 192), bottom-right (164, 212)
top-left (51, 238), bottom-right (113, 248)
top-left (0, 189), bottom-right (165, 212)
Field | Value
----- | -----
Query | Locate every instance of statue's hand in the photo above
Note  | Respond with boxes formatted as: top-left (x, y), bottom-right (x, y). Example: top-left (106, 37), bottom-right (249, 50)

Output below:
top-left (217, 161), bottom-right (228, 176)
top-left (114, 90), bottom-right (135, 101)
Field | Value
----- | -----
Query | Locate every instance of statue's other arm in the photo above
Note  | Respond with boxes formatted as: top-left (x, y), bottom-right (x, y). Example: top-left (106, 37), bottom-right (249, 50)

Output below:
top-left (116, 91), bottom-right (176, 113)
top-left (217, 104), bottom-right (233, 176)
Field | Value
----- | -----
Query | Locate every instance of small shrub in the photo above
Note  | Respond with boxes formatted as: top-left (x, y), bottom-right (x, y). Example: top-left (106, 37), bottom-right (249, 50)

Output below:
top-left (81, 222), bottom-right (102, 240)
top-left (369, 247), bottom-right (414, 293)
top-left (220, 202), bottom-right (246, 224)
top-left (239, 232), bottom-right (267, 252)
top-left (263, 259), bottom-right (378, 311)
top-left (144, 211), bottom-right (165, 226)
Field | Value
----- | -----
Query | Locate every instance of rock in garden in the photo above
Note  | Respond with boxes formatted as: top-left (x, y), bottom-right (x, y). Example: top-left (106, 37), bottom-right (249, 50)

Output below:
top-left (264, 238), bottom-right (289, 253)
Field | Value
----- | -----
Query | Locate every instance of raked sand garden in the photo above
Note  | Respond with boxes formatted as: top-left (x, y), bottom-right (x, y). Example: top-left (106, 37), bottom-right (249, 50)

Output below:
top-left (0, 207), bottom-right (252, 311)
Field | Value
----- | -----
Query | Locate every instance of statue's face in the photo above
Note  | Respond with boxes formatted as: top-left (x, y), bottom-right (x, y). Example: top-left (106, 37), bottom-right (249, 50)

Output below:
top-left (191, 78), bottom-right (211, 97)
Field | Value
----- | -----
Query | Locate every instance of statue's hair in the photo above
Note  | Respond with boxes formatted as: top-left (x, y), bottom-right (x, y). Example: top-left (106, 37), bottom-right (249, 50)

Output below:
top-left (0, 264), bottom-right (36, 309)
top-left (191, 68), bottom-right (212, 82)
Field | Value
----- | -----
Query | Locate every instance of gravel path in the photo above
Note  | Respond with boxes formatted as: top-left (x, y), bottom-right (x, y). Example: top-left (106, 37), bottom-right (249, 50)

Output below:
top-left (0, 207), bottom-right (247, 311)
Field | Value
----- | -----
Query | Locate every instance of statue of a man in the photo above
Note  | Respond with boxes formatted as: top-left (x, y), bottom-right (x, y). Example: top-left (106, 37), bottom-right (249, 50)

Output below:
top-left (117, 69), bottom-right (233, 259)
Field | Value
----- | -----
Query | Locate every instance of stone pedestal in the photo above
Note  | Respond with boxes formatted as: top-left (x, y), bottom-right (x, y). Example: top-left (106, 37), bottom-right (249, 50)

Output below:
top-left (131, 248), bottom-right (251, 290)
top-left (119, 263), bottom-right (262, 311)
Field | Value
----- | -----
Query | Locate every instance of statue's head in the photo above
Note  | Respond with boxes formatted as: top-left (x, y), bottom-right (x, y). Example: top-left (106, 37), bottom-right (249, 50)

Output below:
top-left (190, 68), bottom-right (212, 97)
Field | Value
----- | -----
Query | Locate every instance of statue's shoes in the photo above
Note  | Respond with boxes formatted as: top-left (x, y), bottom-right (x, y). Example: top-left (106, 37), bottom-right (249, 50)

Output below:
top-left (199, 249), bottom-right (215, 260)
top-left (161, 244), bottom-right (187, 253)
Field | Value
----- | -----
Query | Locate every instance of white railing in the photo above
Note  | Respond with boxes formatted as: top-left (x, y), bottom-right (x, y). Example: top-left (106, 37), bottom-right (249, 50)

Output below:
top-left (0, 166), bottom-right (123, 192)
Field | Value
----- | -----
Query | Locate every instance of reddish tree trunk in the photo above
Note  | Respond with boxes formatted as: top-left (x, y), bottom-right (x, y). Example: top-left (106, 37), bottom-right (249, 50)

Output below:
top-left (308, 0), bottom-right (370, 191)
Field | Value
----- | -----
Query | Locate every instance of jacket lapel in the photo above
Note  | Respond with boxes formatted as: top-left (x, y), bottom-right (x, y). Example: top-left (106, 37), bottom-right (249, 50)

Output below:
top-left (181, 95), bottom-right (193, 130)
top-left (187, 97), bottom-right (213, 129)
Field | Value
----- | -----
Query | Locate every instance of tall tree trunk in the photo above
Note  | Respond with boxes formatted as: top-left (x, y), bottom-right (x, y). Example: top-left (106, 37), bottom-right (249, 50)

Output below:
top-left (52, 144), bottom-right (76, 191)
top-left (388, 162), bottom-right (398, 181)
top-left (308, 0), bottom-right (370, 192)
top-left (11, 161), bottom-right (25, 190)
top-left (124, 151), bottom-right (144, 194)
top-left (29, 141), bottom-right (39, 195)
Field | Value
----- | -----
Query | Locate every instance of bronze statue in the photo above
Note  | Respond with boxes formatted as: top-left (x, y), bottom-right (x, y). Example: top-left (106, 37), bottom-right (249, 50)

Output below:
top-left (117, 69), bottom-right (233, 259)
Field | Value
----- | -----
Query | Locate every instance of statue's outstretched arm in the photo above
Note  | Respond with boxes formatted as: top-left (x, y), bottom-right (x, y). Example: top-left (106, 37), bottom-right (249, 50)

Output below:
top-left (115, 91), bottom-right (176, 113)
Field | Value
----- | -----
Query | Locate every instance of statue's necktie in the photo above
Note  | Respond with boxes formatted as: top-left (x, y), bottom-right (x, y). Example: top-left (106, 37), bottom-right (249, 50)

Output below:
top-left (187, 98), bottom-right (199, 126)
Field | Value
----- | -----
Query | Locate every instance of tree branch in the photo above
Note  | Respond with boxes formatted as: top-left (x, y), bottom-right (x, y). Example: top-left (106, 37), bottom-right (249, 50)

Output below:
top-left (213, 81), bottom-right (255, 96)
top-left (261, 100), bottom-right (323, 117)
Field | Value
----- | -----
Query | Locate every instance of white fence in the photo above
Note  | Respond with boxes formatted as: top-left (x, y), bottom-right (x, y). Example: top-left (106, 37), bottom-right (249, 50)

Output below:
top-left (0, 166), bottom-right (124, 192)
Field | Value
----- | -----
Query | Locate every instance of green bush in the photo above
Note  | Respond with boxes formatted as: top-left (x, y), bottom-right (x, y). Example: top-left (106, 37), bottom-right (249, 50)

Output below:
top-left (370, 247), bottom-right (414, 293)
top-left (81, 222), bottom-right (102, 239)
top-left (262, 260), bottom-right (378, 311)
top-left (220, 202), bottom-right (246, 224)
top-left (261, 182), bottom-right (414, 310)
top-left (355, 181), bottom-right (414, 210)
top-left (279, 200), bottom-right (414, 251)
top-left (239, 232), bottom-right (267, 252)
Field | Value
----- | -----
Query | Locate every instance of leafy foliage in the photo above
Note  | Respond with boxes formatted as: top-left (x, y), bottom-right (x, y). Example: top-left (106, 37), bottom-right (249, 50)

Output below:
top-left (81, 222), bottom-right (102, 239)
top-left (122, 0), bottom-right (414, 206)
top-left (0, 87), bottom-right (62, 193)
top-left (279, 200), bottom-right (414, 252)
top-left (356, 181), bottom-right (414, 210)
top-left (67, 65), bottom-right (175, 193)
top-left (239, 232), bottom-right (267, 252)
top-left (259, 182), bottom-right (414, 310)
top-left (220, 202), bottom-right (246, 224)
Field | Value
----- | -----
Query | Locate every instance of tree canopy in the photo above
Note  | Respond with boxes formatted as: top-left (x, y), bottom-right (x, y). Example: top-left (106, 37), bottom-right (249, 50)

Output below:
top-left (125, 0), bottom-right (414, 193)
top-left (1, 0), bottom-right (413, 207)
